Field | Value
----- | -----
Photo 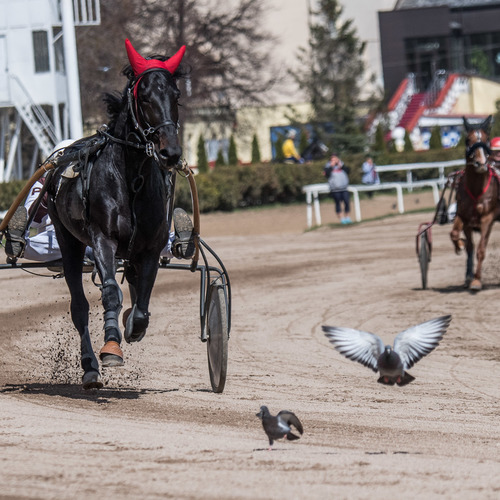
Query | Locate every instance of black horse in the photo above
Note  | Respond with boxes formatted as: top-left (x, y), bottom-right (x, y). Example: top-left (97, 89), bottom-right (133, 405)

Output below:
top-left (47, 39), bottom-right (187, 389)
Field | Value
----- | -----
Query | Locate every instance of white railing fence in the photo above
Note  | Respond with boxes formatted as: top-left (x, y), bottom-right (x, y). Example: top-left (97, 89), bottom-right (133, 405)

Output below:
top-left (302, 159), bottom-right (465, 228)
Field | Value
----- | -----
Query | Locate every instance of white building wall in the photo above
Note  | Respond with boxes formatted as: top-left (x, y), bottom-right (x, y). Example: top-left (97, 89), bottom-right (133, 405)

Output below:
top-left (0, 0), bottom-right (66, 106)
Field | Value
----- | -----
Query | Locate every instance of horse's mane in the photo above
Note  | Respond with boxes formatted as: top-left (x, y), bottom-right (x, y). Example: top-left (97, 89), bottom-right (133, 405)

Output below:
top-left (102, 91), bottom-right (127, 132)
top-left (102, 55), bottom-right (190, 132)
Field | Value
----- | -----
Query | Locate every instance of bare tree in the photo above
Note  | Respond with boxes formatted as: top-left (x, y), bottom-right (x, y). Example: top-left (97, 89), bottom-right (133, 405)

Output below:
top-left (75, 0), bottom-right (137, 128)
top-left (76, 0), bottom-right (279, 128)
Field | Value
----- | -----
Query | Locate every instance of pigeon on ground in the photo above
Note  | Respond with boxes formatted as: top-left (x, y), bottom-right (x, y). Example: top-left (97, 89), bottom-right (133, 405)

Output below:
top-left (256, 406), bottom-right (304, 450)
top-left (322, 315), bottom-right (451, 386)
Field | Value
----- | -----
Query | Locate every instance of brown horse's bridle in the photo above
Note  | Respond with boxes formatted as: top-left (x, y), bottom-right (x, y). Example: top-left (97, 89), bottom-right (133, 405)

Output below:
top-left (466, 129), bottom-right (491, 172)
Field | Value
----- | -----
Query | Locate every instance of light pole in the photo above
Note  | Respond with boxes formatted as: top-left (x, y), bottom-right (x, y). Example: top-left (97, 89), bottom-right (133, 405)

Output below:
top-left (60, 0), bottom-right (83, 139)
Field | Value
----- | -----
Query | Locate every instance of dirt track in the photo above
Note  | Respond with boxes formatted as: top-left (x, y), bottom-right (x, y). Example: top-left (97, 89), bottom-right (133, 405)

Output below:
top-left (1, 193), bottom-right (500, 499)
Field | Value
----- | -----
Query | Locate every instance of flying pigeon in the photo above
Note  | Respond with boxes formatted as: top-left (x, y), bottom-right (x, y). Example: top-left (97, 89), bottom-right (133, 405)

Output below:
top-left (322, 315), bottom-right (451, 386)
top-left (256, 406), bottom-right (304, 450)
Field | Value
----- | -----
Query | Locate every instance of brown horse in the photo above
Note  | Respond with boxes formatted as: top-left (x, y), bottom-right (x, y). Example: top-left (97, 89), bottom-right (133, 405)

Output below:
top-left (450, 115), bottom-right (500, 290)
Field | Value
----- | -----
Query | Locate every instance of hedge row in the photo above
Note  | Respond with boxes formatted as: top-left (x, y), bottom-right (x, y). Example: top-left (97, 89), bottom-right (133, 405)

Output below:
top-left (174, 148), bottom-right (464, 213)
top-left (174, 162), bottom-right (326, 212)
top-left (0, 180), bottom-right (26, 213)
top-left (0, 148), bottom-right (465, 214)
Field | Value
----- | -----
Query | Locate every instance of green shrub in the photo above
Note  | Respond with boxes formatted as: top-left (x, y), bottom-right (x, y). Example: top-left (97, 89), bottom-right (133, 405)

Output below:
top-left (211, 167), bottom-right (240, 211)
top-left (1, 146), bottom-right (466, 216)
top-left (0, 180), bottom-right (27, 211)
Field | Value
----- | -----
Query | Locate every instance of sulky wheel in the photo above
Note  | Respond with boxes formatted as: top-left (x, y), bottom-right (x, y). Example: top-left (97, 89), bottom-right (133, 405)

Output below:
top-left (206, 279), bottom-right (229, 393)
top-left (418, 231), bottom-right (430, 290)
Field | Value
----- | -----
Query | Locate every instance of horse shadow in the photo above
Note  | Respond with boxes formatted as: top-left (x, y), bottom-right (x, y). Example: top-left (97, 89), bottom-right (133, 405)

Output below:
top-left (414, 283), bottom-right (500, 294)
top-left (0, 382), bottom-right (178, 404)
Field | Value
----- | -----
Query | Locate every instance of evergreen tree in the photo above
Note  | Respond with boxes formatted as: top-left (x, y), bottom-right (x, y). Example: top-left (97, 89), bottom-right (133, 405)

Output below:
top-left (456, 132), bottom-right (466, 150)
top-left (491, 99), bottom-right (500, 137)
top-left (251, 134), bottom-right (261, 164)
top-left (404, 130), bottom-right (413, 152)
top-left (228, 135), bottom-right (238, 166)
top-left (429, 127), bottom-right (442, 150)
top-left (274, 135), bottom-right (285, 162)
top-left (215, 148), bottom-right (226, 167)
top-left (197, 135), bottom-right (208, 173)
top-left (373, 122), bottom-right (387, 152)
top-left (299, 130), bottom-right (309, 155)
top-left (293, 0), bottom-right (366, 153)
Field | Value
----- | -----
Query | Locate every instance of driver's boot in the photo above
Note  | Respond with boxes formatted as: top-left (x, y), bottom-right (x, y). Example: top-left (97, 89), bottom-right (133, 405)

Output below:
top-left (171, 208), bottom-right (195, 259)
top-left (5, 206), bottom-right (27, 260)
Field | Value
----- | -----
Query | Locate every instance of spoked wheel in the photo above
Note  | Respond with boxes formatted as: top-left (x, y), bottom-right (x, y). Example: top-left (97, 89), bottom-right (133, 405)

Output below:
top-left (418, 231), bottom-right (431, 289)
top-left (206, 278), bottom-right (229, 393)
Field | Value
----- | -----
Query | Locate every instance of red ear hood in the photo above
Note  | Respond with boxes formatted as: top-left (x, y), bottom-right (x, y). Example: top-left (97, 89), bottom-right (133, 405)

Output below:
top-left (125, 39), bottom-right (186, 77)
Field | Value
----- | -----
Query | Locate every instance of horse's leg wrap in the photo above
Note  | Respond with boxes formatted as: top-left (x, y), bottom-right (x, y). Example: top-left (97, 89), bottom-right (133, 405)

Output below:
top-left (80, 327), bottom-right (103, 389)
top-left (101, 278), bottom-right (123, 344)
top-left (103, 309), bottom-right (122, 344)
top-left (124, 303), bottom-right (151, 343)
top-left (81, 327), bottom-right (100, 373)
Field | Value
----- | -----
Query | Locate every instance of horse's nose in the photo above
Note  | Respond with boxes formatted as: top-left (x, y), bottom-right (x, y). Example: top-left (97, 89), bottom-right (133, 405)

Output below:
top-left (158, 145), bottom-right (181, 165)
top-left (158, 134), bottom-right (182, 166)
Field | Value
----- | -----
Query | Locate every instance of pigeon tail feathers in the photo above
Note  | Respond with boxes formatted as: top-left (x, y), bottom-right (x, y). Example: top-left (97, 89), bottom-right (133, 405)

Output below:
top-left (286, 432), bottom-right (301, 441)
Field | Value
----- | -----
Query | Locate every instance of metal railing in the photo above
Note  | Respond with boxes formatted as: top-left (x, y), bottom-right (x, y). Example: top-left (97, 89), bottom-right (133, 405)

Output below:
top-left (302, 159), bottom-right (465, 228)
top-left (8, 74), bottom-right (58, 157)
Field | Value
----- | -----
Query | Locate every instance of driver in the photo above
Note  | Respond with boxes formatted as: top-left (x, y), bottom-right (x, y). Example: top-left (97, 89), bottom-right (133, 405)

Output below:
top-left (489, 136), bottom-right (500, 170)
top-left (5, 181), bottom-right (193, 264)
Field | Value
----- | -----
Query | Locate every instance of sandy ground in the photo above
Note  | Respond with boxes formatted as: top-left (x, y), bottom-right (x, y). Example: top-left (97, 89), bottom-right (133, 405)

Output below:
top-left (1, 191), bottom-right (500, 499)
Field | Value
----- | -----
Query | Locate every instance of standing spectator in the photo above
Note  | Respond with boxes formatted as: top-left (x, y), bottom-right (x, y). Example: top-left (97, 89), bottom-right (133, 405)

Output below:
top-left (361, 155), bottom-right (380, 198)
top-left (324, 154), bottom-right (351, 224)
top-left (282, 130), bottom-right (304, 164)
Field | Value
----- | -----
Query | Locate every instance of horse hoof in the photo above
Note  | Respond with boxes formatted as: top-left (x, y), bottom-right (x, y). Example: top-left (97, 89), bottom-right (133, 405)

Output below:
top-left (101, 354), bottom-right (124, 367)
top-left (122, 308), bottom-right (132, 328)
top-left (82, 371), bottom-right (103, 390)
top-left (469, 279), bottom-right (482, 291)
top-left (124, 304), bottom-right (148, 343)
top-left (99, 341), bottom-right (124, 367)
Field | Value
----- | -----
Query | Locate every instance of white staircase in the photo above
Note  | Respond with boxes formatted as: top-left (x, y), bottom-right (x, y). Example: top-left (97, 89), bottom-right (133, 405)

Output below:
top-left (9, 74), bottom-right (58, 158)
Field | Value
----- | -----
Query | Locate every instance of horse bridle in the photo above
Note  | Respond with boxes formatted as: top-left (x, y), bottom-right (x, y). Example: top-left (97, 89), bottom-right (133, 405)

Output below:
top-left (466, 130), bottom-right (491, 170)
top-left (127, 68), bottom-right (180, 158)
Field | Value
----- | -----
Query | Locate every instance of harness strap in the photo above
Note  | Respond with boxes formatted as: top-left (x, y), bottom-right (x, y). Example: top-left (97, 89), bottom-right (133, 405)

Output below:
top-left (120, 159), bottom-right (147, 283)
top-left (464, 167), bottom-right (493, 202)
top-left (0, 135), bottom-right (106, 233)
top-left (100, 127), bottom-right (146, 151)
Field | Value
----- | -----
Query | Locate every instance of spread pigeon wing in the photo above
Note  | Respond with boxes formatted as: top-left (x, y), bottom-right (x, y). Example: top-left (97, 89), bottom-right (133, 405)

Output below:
top-left (393, 315), bottom-right (451, 370)
top-left (322, 326), bottom-right (384, 372)
top-left (277, 411), bottom-right (303, 435)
